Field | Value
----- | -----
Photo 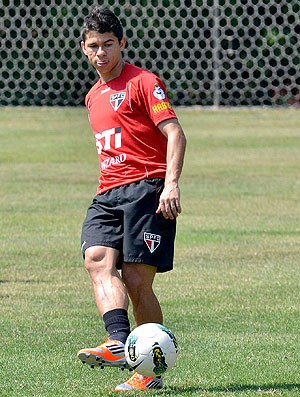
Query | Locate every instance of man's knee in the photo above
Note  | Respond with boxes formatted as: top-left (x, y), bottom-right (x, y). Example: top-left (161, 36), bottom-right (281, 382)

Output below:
top-left (84, 247), bottom-right (102, 272)
top-left (122, 263), bottom-right (156, 293)
top-left (84, 246), bottom-right (119, 274)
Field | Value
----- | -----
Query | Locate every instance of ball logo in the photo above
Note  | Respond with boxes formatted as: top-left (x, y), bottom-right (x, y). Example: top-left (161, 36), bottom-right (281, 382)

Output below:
top-left (144, 232), bottom-right (161, 253)
top-left (152, 343), bottom-right (168, 375)
top-left (126, 334), bottom-right (138, 362)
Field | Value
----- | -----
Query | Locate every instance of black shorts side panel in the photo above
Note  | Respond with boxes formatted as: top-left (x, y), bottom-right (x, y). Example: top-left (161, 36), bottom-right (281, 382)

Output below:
top-left (81, 190), bottom-right (124, 254)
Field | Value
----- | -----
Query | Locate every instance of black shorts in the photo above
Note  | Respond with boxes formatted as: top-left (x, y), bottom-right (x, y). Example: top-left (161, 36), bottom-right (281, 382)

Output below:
top-left (81, 178), bottom-right (176, 273)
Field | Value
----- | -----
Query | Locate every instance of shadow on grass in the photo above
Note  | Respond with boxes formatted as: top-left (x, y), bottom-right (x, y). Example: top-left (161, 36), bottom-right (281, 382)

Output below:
top-left (164, 382), bottom-right (300, 395)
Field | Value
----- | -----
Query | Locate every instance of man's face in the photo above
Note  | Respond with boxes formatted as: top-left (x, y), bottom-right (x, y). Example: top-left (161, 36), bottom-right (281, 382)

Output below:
top-left (81, 31), bottom-right (126, 78)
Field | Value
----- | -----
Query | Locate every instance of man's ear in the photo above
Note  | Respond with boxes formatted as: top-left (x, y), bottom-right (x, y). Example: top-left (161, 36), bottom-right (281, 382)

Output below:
top-left (81, 41), bottom-right (87, 56)
top-left (120, 37), bottom-right (126, 51)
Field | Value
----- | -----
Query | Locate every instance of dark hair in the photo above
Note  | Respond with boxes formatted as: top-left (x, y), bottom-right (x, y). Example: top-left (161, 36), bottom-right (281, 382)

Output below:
top-left (81, 7), bottom-right (124, 43)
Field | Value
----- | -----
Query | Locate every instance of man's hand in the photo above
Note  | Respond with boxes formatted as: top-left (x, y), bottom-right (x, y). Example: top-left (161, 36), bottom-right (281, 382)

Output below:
top-left (156, 182), bottom-right (182, 220)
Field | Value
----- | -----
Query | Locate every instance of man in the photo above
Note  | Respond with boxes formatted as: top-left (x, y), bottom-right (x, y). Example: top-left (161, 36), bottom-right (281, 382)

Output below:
top-left (77, 7), bottom-right (186, 392)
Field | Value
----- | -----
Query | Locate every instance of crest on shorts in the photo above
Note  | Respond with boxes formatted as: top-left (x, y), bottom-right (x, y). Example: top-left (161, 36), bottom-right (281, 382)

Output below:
top-left (144, 232), bottom-right (161, 253)
top-left (110, 92), bottom-right (126, 111)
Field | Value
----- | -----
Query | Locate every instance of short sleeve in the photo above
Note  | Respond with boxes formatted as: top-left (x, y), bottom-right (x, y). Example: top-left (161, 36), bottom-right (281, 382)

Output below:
top-left (136, 73), bottom-right (177, 126)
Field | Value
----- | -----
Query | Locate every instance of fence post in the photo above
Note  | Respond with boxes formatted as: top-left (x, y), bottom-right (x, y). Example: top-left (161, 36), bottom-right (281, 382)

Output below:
top-left (212, 0), bottom-right (220, 108)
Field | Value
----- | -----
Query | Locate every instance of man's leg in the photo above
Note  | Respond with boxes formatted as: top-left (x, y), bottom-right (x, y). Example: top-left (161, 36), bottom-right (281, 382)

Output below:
top-left (77, 246), bottom-right (130, 368)
top-left (115, 262), bottom-right (164, 392)
top-left (121, 262), bottom-right (163, 327)
top-left (84, 246), bottom-right (129, 315)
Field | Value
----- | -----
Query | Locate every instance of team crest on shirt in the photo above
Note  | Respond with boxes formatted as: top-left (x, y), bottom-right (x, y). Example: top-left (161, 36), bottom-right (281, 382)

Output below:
top-left (144, 232), bottom-right (161, 253)
top-left (153, 84), bottom-right (166, 100)
top-left (110, 92), bottom-right (126, 111)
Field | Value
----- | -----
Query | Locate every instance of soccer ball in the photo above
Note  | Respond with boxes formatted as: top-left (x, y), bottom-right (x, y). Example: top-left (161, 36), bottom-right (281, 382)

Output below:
top-left (125, 323), bottom-right (179, 377)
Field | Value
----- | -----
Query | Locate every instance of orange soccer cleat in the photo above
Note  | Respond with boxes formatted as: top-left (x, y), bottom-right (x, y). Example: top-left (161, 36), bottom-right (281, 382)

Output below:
top-left (77, 339), bottom-right (128, 370)
top-left (115, 372), bottom-right (163, 391)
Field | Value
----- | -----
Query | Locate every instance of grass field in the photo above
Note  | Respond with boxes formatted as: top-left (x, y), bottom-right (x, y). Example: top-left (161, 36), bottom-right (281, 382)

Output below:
top-left (0, 107), bottom-right (299, 396)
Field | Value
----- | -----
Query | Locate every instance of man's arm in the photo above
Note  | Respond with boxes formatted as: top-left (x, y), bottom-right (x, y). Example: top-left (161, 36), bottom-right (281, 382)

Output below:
top-left (156, 118), bottom-right (187, 220)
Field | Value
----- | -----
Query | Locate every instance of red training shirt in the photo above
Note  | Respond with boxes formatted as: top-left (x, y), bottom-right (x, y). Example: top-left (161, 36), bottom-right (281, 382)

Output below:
top-left (85, 63), bottom-right (177, 195)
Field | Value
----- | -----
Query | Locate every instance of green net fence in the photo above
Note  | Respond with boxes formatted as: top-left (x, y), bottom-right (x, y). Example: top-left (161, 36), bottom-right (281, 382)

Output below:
top-left (1, 0), bottom-right (299, 106)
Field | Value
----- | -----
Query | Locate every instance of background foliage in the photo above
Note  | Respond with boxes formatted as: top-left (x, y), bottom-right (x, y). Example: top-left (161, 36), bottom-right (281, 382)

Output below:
top-left (0, 0), bottom-right (299, 106)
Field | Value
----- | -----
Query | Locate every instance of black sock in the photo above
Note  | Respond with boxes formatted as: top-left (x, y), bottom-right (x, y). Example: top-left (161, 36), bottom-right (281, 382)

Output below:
top-left (103, 308), bottom-right (131, 344)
